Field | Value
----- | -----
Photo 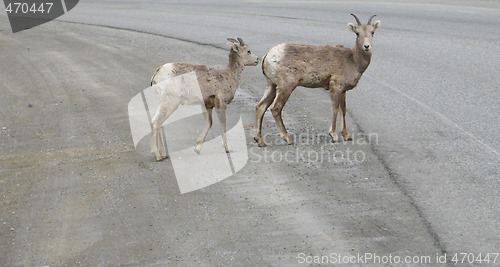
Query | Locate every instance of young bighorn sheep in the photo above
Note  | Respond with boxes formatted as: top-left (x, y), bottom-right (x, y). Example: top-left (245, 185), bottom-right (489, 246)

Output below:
top-left (254, 14), bottom-right (381, 146)
top-left (150, 38), bottom-right (259, 161)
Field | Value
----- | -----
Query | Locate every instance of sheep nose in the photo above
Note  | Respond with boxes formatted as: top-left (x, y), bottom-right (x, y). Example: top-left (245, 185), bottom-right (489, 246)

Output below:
top-left (364, 44), bottom-right (370, 50)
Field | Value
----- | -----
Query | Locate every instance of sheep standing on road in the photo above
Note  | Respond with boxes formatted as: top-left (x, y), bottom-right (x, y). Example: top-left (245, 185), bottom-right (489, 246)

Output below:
top-left (150, 38), bottom-right (259, 161)
top-left (254, 14), bottom-right (381, 146)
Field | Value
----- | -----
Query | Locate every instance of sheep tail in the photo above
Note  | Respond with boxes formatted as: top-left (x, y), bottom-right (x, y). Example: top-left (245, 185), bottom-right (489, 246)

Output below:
top-left (150, 66), bottom-right (162, 86)
top-left (261, 53), bottom-right (269, 79)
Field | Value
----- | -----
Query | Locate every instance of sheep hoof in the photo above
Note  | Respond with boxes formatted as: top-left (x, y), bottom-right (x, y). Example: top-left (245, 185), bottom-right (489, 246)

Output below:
top-left (284, 136), bottom-right (294, 145)
top-left (254, 137), bottom-right (266, 147)
top-left (155, 155), bottom-right (168, 162)
top-left (194, 148), bottom-right (201, 155)
top-left (342, 132), bottom-right (352, 141)
top-left (330, 133), bottom-right (339, 143)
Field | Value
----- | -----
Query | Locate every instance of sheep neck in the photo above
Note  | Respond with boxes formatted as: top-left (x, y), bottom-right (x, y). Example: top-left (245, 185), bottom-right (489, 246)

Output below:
top-left (227, 51), bottom-right (245, 87)
top-left (352, 44), bottom-right (372, 74)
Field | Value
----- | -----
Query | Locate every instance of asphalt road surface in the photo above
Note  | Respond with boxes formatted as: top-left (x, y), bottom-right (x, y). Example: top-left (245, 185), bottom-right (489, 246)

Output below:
top-left (1, 0), bottom-right (499, 266)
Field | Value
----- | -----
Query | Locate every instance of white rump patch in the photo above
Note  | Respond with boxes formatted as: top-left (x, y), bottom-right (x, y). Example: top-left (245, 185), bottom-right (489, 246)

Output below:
top-left (152, 63), bottom-right (176, 94)
top-left (263, 44), bottom-right (287, 83)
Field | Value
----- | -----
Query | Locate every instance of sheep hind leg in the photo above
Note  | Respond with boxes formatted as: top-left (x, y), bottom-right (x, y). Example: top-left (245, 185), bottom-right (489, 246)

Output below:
top-left (151, 99), bottom-right (180, 161)
top-left (270, 86), bottom-right (294, 145)
top-left (339, 92), bottom-right (352, 141)
top-left (194, 107), bottom-right (213, 154)
top-left (254, 81), bottom-right (277, 147)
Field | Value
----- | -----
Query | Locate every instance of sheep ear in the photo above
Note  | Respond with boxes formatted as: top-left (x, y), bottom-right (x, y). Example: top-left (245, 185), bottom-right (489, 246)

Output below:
top-left (227, 43), bottom-right (239, 52)
top-left (347, 23), bottom-right (357, 33)
top-left (372, 20), bottom-right (381, 30)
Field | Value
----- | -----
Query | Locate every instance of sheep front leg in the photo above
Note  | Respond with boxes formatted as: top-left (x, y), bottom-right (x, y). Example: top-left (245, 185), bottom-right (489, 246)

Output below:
top-left (329, 84), bottom-right (343, 143)
top-left (270, 86), bottom-right (294, 145)
top-left (339, 92), bottom-right (352, 141)
top-left (254, 81), bottom-right (277, 147)
top-left (216, 108), bottom-right (231, 153)
top-left (194, 107), bottom-right (213, 154)
top-left (151, 98), bottom-right (180, 161)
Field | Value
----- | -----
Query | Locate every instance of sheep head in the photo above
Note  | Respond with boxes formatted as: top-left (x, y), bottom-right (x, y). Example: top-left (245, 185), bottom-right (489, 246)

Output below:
top-left (347, 14), bottom-right (381, 53)
top-left (227, 37), bottom-right (259, 66)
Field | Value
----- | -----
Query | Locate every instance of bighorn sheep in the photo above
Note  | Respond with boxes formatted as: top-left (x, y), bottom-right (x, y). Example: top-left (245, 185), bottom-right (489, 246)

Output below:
top-left (254, 14), bottom-right (380, 146)
top-left (150, 38), bottom-right (259, 161)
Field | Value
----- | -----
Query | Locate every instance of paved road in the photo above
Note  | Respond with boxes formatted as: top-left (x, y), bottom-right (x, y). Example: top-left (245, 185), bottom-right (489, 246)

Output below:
top-left (1, 0), bottom-right (499, 266)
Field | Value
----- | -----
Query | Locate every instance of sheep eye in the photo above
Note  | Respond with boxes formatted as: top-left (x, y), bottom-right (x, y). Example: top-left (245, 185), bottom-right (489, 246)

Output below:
top-left (371, 31), bottom-right (375, 36)
top-left (247, 50), bottom-right (251, 54)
